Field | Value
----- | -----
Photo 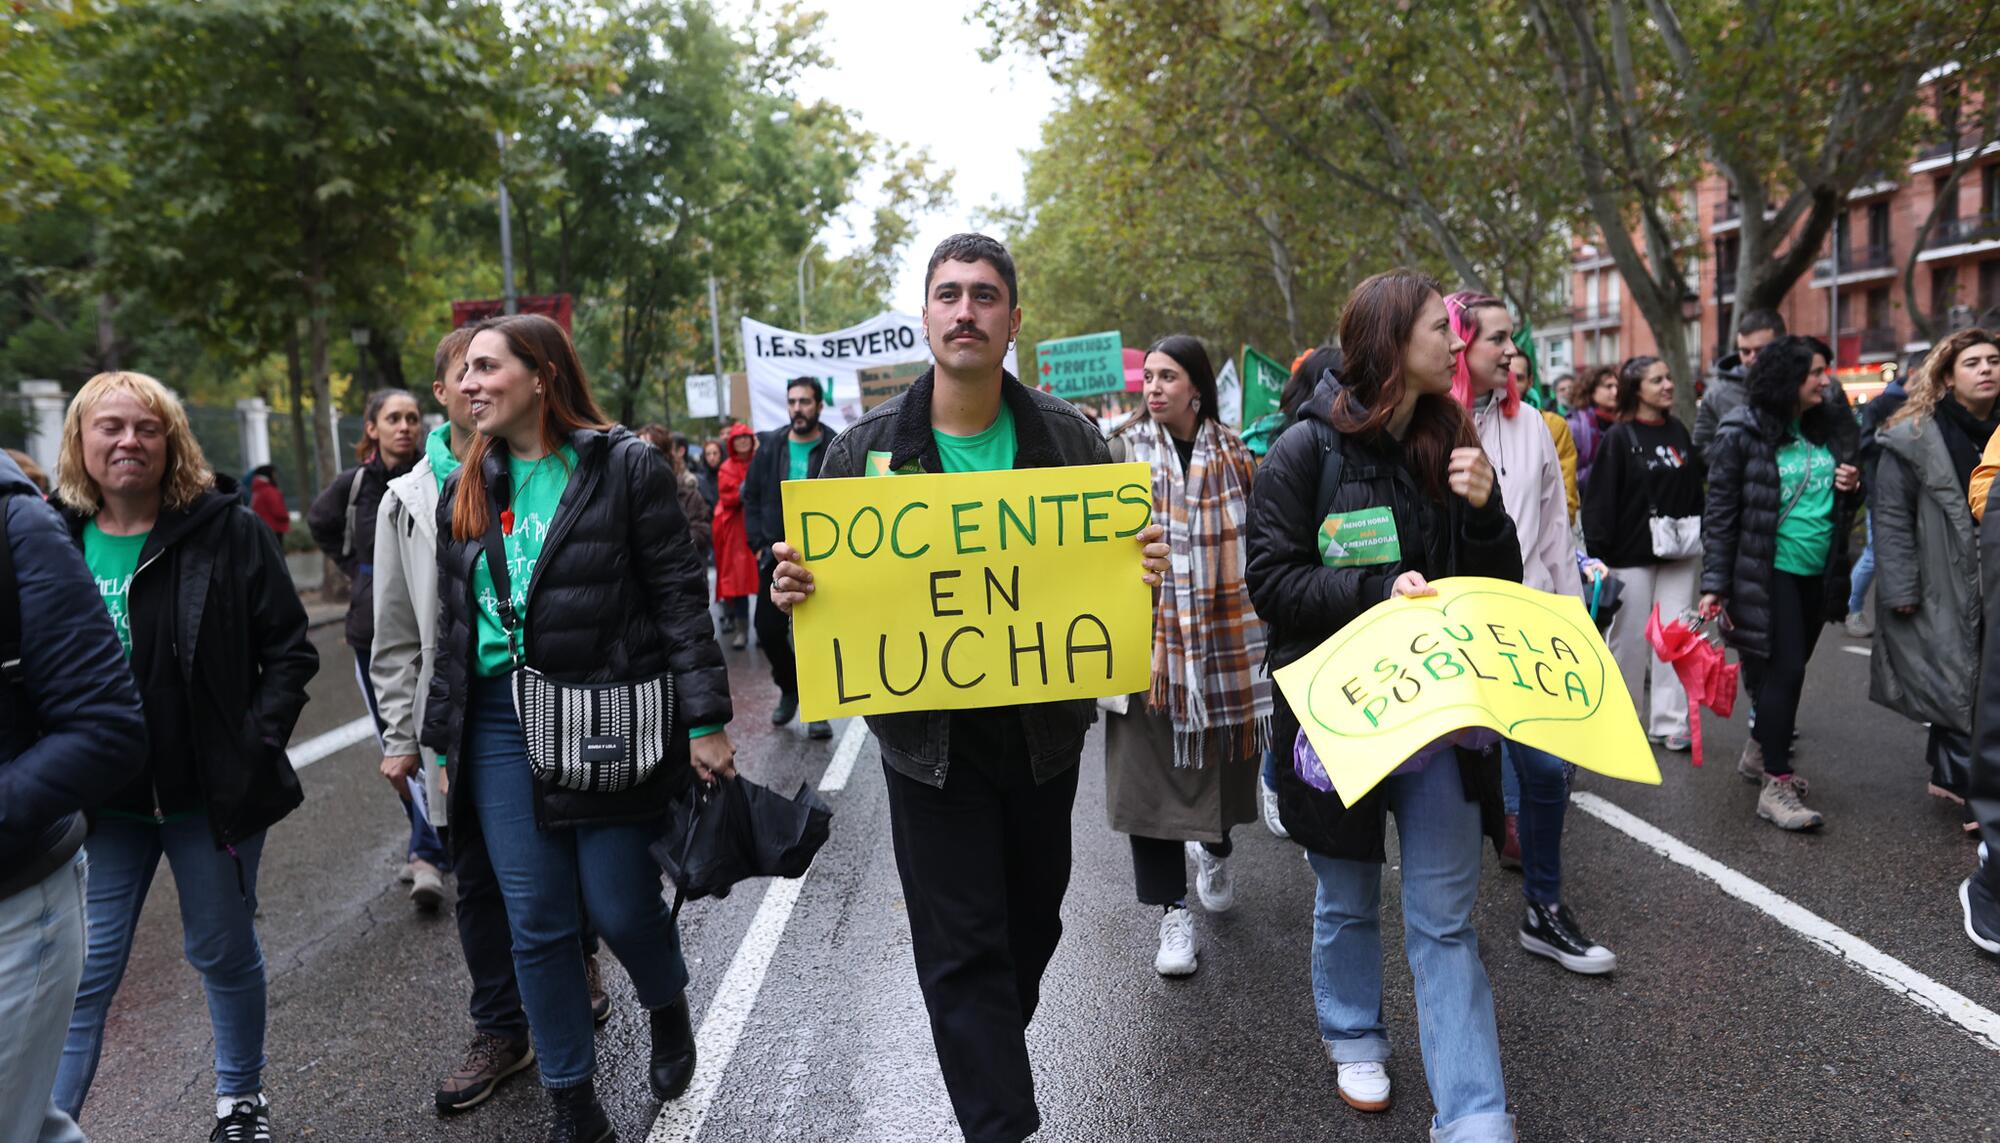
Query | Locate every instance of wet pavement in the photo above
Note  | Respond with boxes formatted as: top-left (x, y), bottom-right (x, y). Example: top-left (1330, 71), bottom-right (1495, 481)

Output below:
top-left (65, 616), bottom-right (2000, 1141)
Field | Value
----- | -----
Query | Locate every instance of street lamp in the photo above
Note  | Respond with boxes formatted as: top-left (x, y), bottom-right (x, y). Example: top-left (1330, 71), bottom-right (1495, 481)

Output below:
top-left (797, 241), bottom-right (818, 329)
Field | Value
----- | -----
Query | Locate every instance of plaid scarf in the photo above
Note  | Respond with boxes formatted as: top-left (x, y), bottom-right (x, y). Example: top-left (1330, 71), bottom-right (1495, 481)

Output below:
top-left (1124, 417), bottom-right (1272, 767)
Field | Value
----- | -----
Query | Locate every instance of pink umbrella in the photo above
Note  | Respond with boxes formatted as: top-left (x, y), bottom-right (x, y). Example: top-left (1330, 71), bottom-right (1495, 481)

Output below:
top-left (1644, 604), bottom-right (1739, 769)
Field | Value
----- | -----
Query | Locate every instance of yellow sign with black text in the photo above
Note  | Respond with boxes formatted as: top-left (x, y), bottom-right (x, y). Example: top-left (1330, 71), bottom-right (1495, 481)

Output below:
top-left (783, 463), bottom-right (1156, 720)
top-left (1273, 577), bottom-right (1660, 806)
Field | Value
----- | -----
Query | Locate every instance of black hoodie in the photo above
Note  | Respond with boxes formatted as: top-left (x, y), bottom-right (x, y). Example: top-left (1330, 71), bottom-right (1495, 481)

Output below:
top-left (62, 479), bottom-right (318, 843)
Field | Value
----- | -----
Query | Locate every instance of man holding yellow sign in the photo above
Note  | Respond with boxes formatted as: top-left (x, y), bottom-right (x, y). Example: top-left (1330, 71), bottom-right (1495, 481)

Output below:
top-left (769, 234), bottom-right (1168, 1143)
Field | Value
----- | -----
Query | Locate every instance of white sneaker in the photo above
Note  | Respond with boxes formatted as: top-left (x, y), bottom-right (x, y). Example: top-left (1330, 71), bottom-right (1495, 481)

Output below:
top-left (1334, 1060), bottom-right (1392, 1112)
top-left (1185, 840), bottom-right (1235, 912)
top-left (1154, 907), bottom-right (1197, 976)
top-left (1260, 782), bottom-right (1289, 838)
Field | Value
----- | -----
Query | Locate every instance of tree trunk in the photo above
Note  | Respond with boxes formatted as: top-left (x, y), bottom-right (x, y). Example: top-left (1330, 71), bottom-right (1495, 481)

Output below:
top-left (307, 305), bottom-right (347, 603)
top-left (368, 333), bottom-right (408, 391)
top-left (96, 292), bottom-right (119, 371)
top-left (285, 326), bottom-right (314, 518)
top-left (557, 201), bottom-right (572, 295)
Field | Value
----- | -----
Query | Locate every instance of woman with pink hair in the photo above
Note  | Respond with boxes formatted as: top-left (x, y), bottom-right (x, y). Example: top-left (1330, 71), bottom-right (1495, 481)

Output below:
top-left (1447, 291), bottom-right (1616, 977)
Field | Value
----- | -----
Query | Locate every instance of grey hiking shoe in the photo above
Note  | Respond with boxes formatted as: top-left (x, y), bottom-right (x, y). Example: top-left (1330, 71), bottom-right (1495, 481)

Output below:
top-left (1758, 775), bottom-right (1824, 831)
top-left (1737, 739), bottom-right (1807, 795)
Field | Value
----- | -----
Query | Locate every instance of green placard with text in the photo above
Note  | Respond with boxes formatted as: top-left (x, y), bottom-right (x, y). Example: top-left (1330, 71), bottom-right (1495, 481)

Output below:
top-left (1242, 346), bottom-right (1288, 421)
top-left (1034, 331), bottom-right (1126, 399)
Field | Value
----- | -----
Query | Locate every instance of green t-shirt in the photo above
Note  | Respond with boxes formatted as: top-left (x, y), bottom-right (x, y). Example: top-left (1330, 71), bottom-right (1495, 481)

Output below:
top-left (471, 446), bottom-right (578, 678)
top-left (932, 401), bottom-right (1018, 473)
top-left (788, 436), bottom-right (818, 482)
top-left (83, 521), bottom-right (149, 658)
top-left (1773, 427), bottom-right (1836, 576)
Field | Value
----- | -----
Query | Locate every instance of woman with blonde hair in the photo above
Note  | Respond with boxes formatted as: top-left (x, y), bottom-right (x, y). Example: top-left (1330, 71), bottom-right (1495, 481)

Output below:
top-left (51, 371), bottom-right (317, 1141)
top-left (1869, 329), bottom-right (2000, 823)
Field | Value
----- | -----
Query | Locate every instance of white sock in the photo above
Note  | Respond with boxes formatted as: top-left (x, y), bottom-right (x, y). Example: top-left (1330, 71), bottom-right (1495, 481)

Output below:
top-left (216, 1092), bottom-right (266, 1117)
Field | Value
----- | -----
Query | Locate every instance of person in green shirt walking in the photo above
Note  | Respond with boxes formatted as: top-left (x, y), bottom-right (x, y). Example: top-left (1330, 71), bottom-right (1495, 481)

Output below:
top-left (1700, 335), bottom-right (1862, 832)
top-left (743, 376), bottom-right (831, 736)
top-left (421, 313), bottom-right (736, 1141)
top-left (771, 234), bottom-right (1169, 1143)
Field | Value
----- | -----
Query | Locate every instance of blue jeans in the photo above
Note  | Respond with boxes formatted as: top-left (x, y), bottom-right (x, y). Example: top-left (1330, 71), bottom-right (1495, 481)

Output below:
top-left (1848, 514), bottom-right (1875, 615)
top-left (464, 677), bottom-right (690, 1089)
top-left (56, 818), bottom-right (267, 1115)
top-left (354, 648), bottom-right (451, 871)
top-left (1502, 742), bottom-right (1570, 906)
top-left (1262, 747), bottom-right (1281, 791)
top-left (1308, 751), bottom-right (1513, 1142)
top-left (0, 853), bottom-right (89, 1143)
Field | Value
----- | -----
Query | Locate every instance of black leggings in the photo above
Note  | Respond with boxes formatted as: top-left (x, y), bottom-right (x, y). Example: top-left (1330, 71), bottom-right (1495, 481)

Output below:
top-left (1742, 571), bottom-right (1824, 777)
top-left (1130, 834), bottom-right (1231, 907)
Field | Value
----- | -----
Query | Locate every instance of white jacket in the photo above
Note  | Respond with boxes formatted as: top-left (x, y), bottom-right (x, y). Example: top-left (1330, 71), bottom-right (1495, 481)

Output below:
top-left (1473, 397), bottom-right (1583, 597)
top-left (371, 456), bottom-right (445, 827)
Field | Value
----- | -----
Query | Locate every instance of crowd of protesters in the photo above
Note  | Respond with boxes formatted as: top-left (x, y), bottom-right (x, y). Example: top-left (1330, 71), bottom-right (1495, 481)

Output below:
top-left (7, 229), bottom-right (2000, 1143)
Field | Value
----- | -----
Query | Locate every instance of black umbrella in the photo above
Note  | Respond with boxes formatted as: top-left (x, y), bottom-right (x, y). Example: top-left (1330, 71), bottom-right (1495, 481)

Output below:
top-left (652, 774), bottom-right (833, 915)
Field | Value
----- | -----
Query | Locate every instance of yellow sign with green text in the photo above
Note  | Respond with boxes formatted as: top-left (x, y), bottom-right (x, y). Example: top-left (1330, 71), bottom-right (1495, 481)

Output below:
top-left (783, 463), bottom-right (1156, 720)
top-left (1273, 577), bottom-right (1660, 806)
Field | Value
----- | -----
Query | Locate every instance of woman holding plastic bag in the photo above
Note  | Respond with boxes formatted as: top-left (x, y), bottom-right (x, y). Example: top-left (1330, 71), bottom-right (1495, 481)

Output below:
top-left (1246, 269), bottom-right (1521, 1138)
top-left (1583, 355), bottom-right (1706, 753)
top-left (1869, 329), bottom-right (2000, 826)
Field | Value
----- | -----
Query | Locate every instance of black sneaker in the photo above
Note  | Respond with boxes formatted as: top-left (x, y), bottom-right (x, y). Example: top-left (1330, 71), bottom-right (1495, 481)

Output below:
top-left (1519, 901), bottom-right (1617, 974)
top-left (211, 1095), bottom-right (271, 1142)
top-left (546, 1080), bottom-right (614, 1143)
top-left (1962, 855), bottom-right (2000, 956)
top-left (806, 720), bottom-right (833, 740)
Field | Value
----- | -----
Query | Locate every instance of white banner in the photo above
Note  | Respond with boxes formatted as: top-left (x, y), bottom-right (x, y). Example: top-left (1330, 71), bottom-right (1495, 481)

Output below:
top-left (1215, 358), bottom-right (1243, 427)
top-left (739, 312), bottom-right (1017, 433)
top-left (684, 373), bottom-right (720, 419)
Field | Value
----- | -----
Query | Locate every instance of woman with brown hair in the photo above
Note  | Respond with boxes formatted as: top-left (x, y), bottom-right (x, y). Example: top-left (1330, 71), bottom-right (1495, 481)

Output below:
top-left (307, 385), bottom-right (449, 908)
top-left (421, 314), bottom-right (736, 1138)
top-left (1246, 270), bottom-right (1519, 1136)
top-left (640, 423), bottom-right (713, 558)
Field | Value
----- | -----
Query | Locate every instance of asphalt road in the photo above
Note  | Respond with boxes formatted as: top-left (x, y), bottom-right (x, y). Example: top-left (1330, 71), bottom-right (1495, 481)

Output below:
top-left (65, 613), bottom-right (2000, 1142)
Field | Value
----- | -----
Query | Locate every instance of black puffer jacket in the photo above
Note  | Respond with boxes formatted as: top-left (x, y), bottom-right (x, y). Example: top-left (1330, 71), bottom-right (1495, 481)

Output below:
top-left (423, 426), bottom-right (731, 837)
top-left (62, 481), bottom-right (318, 846)
top-left (308, 455), bottom-right (412, 651)
top-left (1700, 404), bottom-right (1860, 660)
top-left (1, 455), bottom-right (147, 897)
top-left (1245, 377), bottom-right (1523, 863)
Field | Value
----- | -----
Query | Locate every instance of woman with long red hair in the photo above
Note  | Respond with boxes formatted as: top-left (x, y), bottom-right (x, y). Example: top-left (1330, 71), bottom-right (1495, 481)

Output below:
top-left (421, 314), bottom-right (736, 1138)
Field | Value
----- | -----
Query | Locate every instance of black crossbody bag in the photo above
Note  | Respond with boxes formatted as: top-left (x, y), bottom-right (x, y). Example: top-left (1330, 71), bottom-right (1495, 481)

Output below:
top-left (480, 506), bottom-right (677, 793)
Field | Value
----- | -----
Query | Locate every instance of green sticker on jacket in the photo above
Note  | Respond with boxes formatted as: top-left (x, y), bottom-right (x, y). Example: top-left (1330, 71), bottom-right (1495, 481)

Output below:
top-left (1319, 507), bottom-right (1401, 568)
top-left (864, 449), bottom-right (922, 477)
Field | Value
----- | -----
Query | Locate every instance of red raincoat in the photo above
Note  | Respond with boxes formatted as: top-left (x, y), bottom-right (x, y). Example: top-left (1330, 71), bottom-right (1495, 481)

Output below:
top-left (712, 423), bottom-right (759, 601)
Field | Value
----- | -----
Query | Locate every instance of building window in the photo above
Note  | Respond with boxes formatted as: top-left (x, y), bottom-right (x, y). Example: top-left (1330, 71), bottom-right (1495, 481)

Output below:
top-left (1984, 166), bottom-right (2000, 223)
top-left (1933, 265), bottom-right (1960, 319)
top-left (1979, 259), bottom-right (2000, 318)
top-left (1866, 288), bottom-right (1890, 332)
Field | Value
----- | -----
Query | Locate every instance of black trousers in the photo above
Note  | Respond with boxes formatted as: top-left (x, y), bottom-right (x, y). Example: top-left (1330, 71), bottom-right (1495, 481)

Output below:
top-left (882, 718), bottom-right (1079, 1143)
top-left (1130, 834), bottom-right (1231, 907)
top-left (1928, 726), bottom-right (1974, 797)
top-left (1741, 571), bottom-right (1824, 777)
top-left (755, 555), bottom-right (798, 697)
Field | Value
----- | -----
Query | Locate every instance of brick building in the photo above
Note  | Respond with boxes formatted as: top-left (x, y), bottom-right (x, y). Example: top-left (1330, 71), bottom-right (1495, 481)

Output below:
top-left (1534, 137), bottom-right (2000, 395)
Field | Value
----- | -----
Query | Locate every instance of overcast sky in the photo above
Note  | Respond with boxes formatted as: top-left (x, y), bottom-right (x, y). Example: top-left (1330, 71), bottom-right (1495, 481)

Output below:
top-left (787, 0), bottom-right (1061, 321)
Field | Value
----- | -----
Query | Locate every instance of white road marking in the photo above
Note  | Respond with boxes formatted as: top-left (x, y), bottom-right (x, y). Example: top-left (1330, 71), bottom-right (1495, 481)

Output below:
top-left (287, 717), bottom-right (378, 770)
top-left (1841, 645), bottom-right (1872, 657)
top-left (818, 718), bottom-right (867, 792)
top-left (1571, 791), bottom-right (2000, 1054)
top-left (648, 728), bottom-right (872, 1142)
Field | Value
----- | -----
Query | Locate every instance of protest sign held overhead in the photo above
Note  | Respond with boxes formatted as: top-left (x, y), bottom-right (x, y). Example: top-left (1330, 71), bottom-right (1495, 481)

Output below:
top-left (1033, 331), bottom-right (1126, 399)
top-left (857, 360), bottom-right (928, 410)
top-left (741, 313), bottom-right (1018, 433)
top-left (1241, 346), bottom-right (1288, 422)
top-left (1273, 577), bottom-right (1660, 807)
top-left (783, 463), bottom-right (1156, 721)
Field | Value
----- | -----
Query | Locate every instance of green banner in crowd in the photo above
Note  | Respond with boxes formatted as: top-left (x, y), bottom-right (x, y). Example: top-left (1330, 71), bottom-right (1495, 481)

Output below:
top-left (1034, 331), bottom-right (1125, 399)
top-left (1242, 346), bottom-right (1288, 421)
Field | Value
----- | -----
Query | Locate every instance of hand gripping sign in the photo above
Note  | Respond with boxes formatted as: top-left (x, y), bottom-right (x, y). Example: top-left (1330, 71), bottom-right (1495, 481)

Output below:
top-left (783, 463), bottom-right (1156, 721)
top-left (1272, 577), bottom-right (1661, 806)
